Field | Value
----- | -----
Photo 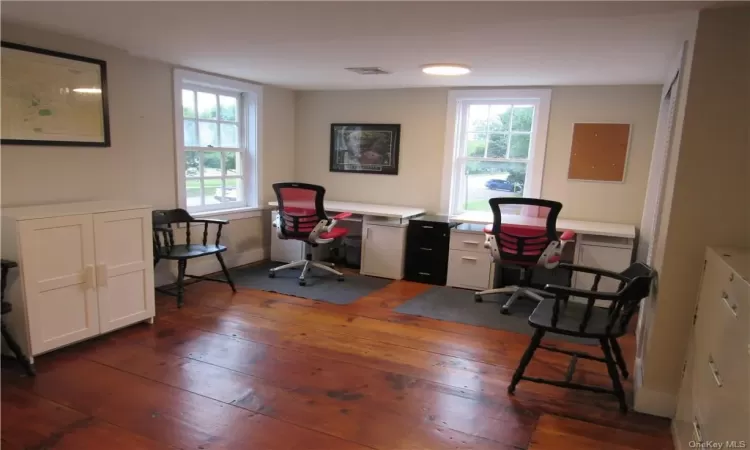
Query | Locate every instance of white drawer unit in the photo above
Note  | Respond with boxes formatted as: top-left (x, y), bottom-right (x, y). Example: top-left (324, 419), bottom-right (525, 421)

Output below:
top-left (447, 225), bottom-right (493, 290)
top-left (1, 201), bottom-right (156, 360)
top-left (360, 219), bottom-right (407, 280)
top-left (673, 247), bottom-right (749, 450)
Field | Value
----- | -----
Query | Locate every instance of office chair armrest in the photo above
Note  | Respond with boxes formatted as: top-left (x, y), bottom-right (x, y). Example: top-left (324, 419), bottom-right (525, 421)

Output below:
top-left (543, 283), bottom-right (621, 301)
top-left (557, 263), bottom-right (630, 283)
top-left (325, 211), bottom-right (352, 232)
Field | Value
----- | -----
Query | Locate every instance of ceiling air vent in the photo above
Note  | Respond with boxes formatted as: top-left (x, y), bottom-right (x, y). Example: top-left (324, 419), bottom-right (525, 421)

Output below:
top-left (345, 67), bottom-right (391, 75)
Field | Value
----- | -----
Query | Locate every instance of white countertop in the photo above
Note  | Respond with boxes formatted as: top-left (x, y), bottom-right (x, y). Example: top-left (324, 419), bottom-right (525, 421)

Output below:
top-left (268, 200), bottom-right (425, 219)
top-left (450, 210), bottom-right (636, 239)
top-left (2, 200), bottom-right (153, 221)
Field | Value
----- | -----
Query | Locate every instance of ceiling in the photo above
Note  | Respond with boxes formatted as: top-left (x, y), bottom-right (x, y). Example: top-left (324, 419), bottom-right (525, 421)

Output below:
top-left (1, 2), bottom-right (703, 90)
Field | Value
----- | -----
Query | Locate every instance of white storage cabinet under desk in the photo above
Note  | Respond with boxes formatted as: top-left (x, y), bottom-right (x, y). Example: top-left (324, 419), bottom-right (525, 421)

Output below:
top-left (1, 201), bottom-right (155, 361)
top-left (446, 224), bottom-right (494, 290)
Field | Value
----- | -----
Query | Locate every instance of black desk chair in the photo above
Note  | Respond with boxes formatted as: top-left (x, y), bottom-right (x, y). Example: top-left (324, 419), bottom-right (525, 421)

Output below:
top-left (153, 209), bottom-right (236, 307)
top-left (1, 259), bottom-right (35, 376)
top-left (508, 262), bottom-right (655, 412)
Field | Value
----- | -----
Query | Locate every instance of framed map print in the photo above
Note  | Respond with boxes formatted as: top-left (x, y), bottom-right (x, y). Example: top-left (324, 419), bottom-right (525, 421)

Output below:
top-left (1, 41), bottom-right (111, 146)
top-left (330, 123), bottom-right (400, 175)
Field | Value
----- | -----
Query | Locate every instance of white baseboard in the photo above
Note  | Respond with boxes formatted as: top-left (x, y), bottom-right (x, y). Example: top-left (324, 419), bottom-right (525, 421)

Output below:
top-left (155, 247), bottom-right (267, 287)
top-left (671, 420), bottom-right (683, 450)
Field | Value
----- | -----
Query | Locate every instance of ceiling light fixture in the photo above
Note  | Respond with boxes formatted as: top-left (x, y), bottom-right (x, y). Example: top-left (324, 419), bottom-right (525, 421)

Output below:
top-left (421, 64), bottom-right (471, 76)
top-left (73, 88), bottom-right (102, 94)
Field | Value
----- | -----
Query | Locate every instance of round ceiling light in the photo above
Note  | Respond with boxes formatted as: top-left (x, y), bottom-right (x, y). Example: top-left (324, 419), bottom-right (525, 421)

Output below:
top-left (421, 64), bottom-right (471, 76)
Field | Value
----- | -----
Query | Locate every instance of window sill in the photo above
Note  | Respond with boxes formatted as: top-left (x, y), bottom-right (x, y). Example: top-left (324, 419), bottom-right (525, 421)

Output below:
top-left (191, 206), bottom-right (266, 221)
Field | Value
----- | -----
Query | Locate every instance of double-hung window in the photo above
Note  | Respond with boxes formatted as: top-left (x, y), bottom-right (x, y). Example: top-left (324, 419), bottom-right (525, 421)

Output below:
top-left (442, 89), bottom-right (551, 216)
top-left (173, 69), bottom-right (262, 214)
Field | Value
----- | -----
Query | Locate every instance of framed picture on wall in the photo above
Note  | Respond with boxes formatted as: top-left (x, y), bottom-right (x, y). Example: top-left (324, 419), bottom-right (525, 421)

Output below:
top-left (330, 123), bottom-right (400, 175)
top-left (1, 41), bottom-right (111, 147)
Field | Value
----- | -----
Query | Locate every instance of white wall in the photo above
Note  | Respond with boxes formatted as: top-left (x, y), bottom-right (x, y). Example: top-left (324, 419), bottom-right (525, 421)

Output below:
top-left (0, 22), bottom-right (295, 283)
top-left (637, 5), bottom-right (750, 416)
top-left (295, 85), bottom-right (661, 225)
top-left (295, 89), bottom-right (448, 212)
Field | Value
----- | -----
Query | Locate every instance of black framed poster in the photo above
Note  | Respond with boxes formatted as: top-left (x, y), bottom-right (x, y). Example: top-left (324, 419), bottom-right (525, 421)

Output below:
top-left (329, 123), bottom-right (400, 175)
top-left (1, 41), bottom-right (111, 147)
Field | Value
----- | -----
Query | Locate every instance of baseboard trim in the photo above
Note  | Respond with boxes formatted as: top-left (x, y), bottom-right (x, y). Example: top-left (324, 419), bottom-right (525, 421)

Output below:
top-left (155, 247), bottom-right (267, 287)
top-left (671, 420), bottom-right (682, 450)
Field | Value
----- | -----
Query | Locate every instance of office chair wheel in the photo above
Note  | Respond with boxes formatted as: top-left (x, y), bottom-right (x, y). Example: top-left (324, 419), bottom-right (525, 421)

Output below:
top-left (500, 306), bottom-right (511, 315)
top-left (268, 271), bottom-right (275, 278)
top-left (474, 294), bottom-right (483, 303)
top-left (337, 276), bottom-right (344, 282)
top-left (298, 280), bottom-right (306, 286)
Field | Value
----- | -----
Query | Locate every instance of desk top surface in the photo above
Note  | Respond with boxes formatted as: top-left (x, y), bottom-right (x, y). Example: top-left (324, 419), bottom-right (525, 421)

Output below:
top-left (268, 200), bottom-right (425, 219)
top-left (450, 210), bottom-right (636, 239)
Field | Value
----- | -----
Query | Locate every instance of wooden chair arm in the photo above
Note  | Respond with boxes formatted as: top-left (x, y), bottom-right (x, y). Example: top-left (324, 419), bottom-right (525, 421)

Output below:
top-left (557, 263), bottom-right (630, 283)
top-left (543, 283), bottom-right (622, 301)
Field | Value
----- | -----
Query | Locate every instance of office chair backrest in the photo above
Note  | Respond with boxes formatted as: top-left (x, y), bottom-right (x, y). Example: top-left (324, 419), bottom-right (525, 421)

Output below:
top-left (488, 197), bottom-right (562, 266)
top-left (273, 182), bottom-right (328, 240)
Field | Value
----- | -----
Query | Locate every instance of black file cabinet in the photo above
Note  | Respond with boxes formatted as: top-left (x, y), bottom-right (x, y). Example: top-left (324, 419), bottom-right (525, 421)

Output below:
top-left (404, 215), bottom-right (457, 285)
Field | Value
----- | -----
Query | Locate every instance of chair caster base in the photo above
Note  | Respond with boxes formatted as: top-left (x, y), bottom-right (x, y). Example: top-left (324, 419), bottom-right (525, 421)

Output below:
top-left (474, 294), bottom-right (483, 303)
top-left (500, 307), bottom-right (511, 315)
top-left (298, 280), bottom-right (306, 286)
top-left (268, 271), bottom-right (276, 278)
top-left (337, 276), bottom-right (344, 282)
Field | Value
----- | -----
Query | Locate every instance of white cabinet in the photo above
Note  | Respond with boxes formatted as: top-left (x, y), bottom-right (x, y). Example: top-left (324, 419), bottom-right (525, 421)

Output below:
top-left (574, 243), bottom-right (633, 292)
top-left (673, 247), bottom-right (749, 450)
top-left (447, 226), bottom-right (493, 290)
top-left (360, 221), bottom-right (406, 280)
top-left (2, 201), bottom-right (155, 359)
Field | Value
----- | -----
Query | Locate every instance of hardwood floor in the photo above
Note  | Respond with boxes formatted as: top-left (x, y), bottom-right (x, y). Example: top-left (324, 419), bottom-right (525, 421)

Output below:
top-left (1, 274), bottom-right (673, 450)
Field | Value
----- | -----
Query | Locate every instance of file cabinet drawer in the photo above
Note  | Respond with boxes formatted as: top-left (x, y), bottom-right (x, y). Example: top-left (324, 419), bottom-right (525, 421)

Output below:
top-left (446, 250), bottom-right (492, 290)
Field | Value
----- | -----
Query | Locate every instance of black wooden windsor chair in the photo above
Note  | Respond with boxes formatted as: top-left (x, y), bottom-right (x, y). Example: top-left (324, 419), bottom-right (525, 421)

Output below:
top-left (152, 209), bottom-right (236, 307)
top-left (507, 262), bottom-right (655, 412)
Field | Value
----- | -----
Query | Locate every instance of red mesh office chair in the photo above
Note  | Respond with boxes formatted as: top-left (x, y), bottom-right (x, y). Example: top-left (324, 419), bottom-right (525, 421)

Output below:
top-left (269, 182), bottom-right (351, 286)
top-left (475, 198), bottom-right (575, 314)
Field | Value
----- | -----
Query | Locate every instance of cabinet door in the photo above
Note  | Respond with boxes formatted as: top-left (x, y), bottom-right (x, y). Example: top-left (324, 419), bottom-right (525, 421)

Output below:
top-left (19, 214), bottom-right (99, 355)
top-left (94, 209), bottom-right (155, 333)
top-left (361, 224), bottom-right (405, 280)
top-left (574, 244), bottom-right (632, 292)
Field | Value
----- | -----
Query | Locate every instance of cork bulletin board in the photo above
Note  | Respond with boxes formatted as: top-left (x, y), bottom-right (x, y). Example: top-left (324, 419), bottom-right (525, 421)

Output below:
top-left (567, 123), bottom-right (631, 182)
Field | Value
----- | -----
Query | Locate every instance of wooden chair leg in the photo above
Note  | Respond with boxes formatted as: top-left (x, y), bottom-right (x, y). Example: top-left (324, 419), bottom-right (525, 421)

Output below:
top-left (176, 259), bottom-right (187, 308)
top-left (1, 321), bottom-right (35, 376)
top-left (216, 253), bottom-right (236, 292)
top-left (508, 328), bottom-right (545, 394)
top-left (600, 338), bottom-right (628, 413)
top-left (609, 337), bottom-right (629, 380)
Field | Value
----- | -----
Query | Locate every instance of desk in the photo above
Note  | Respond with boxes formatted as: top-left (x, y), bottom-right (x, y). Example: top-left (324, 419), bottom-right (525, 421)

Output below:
top-left (449, 211), bottom-right (636, 239)
top-left (268, 200), bottom-right (425, 221)
top-left (449, 211), bottom-right (636, 294)
top-left (268, 200), bottom-right (426, 279)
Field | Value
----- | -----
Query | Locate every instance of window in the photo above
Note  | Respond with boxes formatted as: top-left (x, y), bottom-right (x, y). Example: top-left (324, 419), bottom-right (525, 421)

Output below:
top-left (441, 89), bottom-right (551, 216)
top-left (173, 69), bottom-right (262, 213)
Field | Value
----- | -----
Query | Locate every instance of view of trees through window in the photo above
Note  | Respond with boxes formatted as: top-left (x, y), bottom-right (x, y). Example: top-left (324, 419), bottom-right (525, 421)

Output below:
top-left (181, 88), bottom-right (244, 209)
top-left (461, 104), bottom-right (535, 212)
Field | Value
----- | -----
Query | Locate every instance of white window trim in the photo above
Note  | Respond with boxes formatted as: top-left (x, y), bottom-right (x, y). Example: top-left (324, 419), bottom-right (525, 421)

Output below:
top-left (439, 88), bottom-right (551, 215)
top-left (173, 68), bottom-right (263, 214)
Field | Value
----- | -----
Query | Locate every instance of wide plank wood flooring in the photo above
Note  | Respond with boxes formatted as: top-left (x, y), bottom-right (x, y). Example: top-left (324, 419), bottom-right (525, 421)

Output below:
top-left (1, 273), bottom-right (673, 450)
